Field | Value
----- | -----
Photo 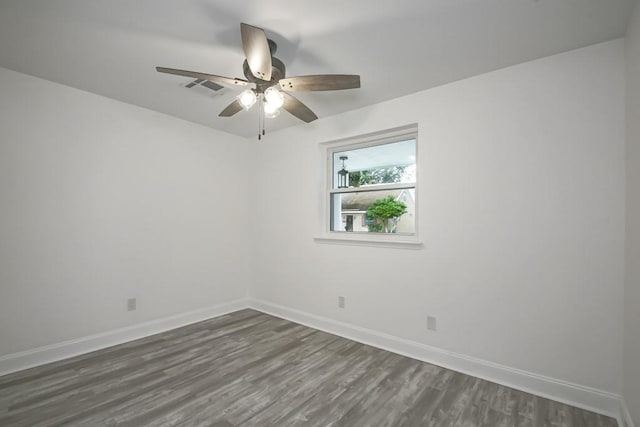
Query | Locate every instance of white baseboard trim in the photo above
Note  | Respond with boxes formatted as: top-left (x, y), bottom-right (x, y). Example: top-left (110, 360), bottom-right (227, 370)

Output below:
top-left (249, 298), bottom-right (623, 422)
top-left (0, 298), bottom-right (248, 377)
top-left (621, 399), bottom-right (636, 427)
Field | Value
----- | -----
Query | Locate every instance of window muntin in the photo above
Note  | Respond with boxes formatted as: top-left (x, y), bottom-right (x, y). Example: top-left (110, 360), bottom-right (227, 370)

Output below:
top-left (328, 135), bottom-right (416, 235)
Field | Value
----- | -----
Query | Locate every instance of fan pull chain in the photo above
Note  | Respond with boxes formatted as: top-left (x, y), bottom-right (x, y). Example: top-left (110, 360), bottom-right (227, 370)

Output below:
top-left (257, 96), bottom-right (262, 140)
top-left (261, 95), bottom-right (266, 138)
top-left (257, 95), bottom-right (267, 141)
top-left (258, 95), bottom-right (265, 141)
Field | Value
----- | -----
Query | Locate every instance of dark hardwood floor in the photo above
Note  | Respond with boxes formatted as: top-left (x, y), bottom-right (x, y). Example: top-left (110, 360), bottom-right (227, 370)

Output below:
top-left (0, 309), bottom-right (618, 426)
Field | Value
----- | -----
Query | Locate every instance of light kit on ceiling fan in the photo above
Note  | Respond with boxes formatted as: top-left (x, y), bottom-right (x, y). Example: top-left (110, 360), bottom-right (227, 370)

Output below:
top-left (156, 22), bottom-right (361, 140)
top-left (264, 86), bottom-right (284, 109)
top-left (237, 89), bottom-right (257, 110)
top-left (263, 99), bottom-right (281, 119)
top-left (237, 86), bottom-right (283, 117)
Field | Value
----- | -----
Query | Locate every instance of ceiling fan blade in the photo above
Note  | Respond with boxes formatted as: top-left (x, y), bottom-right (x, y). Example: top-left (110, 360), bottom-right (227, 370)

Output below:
top-left (156, 67), bottom-right (248, 87)
top-left (282, 92), bottom-right (318, 123)
top-left (240, 23), bottom-right (272, 81)
top-left (279, 75), bottom-right (361, 92)
top-left (219, 99), bottom-right (244, 117)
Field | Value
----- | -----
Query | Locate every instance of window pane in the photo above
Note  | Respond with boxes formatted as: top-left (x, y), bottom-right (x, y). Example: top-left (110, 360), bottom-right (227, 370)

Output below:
top-left (331, 188), bottom-right (415, 234)
top-left (332, 139), bottom-right (416, 189)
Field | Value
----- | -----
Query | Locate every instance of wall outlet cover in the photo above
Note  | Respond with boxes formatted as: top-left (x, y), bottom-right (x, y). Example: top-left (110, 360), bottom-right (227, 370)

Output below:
top-left (427, 315), bottom-right (437, 331)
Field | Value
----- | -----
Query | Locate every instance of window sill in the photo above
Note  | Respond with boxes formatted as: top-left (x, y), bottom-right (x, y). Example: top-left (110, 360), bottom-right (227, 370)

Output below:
top-left (314, 234), bottom-right (423, 249)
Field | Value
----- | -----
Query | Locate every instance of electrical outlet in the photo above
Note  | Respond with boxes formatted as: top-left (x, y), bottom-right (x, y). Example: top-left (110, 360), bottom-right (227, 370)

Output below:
top-left (127, 298), bottom-right (137, 311)
top-left (338, 296), bottom-right (345, 309)
top-left (427, 315), bottom-right (437, 331)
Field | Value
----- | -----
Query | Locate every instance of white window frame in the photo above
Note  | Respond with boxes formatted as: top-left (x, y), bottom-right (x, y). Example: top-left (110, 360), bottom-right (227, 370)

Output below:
top-left (315, 124), bottom-right (422, 249)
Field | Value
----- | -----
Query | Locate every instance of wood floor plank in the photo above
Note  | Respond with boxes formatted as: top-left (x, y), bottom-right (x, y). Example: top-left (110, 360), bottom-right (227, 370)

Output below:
top-left (0, 309), bottom-right (618, 427)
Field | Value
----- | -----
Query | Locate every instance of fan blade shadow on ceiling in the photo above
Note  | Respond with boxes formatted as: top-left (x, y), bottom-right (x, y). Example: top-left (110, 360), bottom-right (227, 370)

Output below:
top-left (194, 1), bottom-right (328, 70)
top-left (257, 28), bottom-right (329, 70)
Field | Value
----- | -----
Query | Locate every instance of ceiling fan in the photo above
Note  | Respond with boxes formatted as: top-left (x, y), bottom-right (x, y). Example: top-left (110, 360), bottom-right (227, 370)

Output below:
top-left (156, 23), bottom-right (361, 139)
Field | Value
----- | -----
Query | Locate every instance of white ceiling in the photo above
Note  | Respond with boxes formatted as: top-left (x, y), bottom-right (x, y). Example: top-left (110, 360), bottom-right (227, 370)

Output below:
top-left (0, 0), bottom-right (635, 138)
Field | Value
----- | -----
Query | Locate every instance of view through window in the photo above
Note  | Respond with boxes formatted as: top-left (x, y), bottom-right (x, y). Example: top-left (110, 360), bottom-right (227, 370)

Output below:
top-left (329, 132), bottom-right (416, 235)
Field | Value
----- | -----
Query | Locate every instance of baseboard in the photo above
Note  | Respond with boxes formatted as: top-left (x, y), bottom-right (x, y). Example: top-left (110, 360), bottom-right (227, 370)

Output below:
top-left (0, 298), bottom-right (248, 377)
top-left (249, 298), bottom-right (623, 421)
top-left (621, 399), bottom-right (636, 427)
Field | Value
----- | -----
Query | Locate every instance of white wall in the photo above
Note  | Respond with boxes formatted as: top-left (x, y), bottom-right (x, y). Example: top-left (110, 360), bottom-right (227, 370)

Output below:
top-left (625, 1), bottom-right (640, 424)
top-left (250, 40), bottom-right (625, 394)
top-left (0, 67), bottom-right (250, 357)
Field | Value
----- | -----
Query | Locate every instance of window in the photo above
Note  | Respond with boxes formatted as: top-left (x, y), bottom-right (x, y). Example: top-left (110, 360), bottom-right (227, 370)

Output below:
top-left (317, 124), bottom-right (420, 247)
